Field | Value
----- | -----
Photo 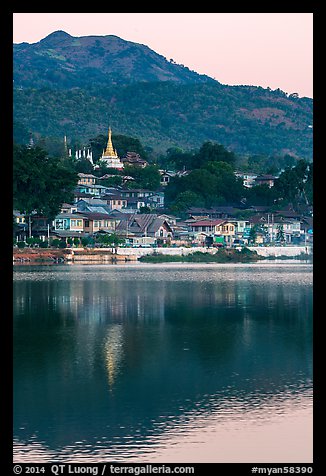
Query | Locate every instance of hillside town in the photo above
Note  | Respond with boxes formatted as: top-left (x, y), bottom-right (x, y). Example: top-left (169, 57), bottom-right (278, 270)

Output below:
top-left (13, 128), bottom-right (313, 252)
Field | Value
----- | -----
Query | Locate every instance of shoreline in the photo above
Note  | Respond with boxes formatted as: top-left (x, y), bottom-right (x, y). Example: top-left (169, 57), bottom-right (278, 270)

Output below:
top-left (13, 247), bottom-right (312, 265)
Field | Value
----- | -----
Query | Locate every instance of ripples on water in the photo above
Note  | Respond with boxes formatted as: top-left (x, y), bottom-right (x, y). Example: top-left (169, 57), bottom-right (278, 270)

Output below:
top-left (13, 261), bottom-right (313, 285)
top-left (13, 262), bottom-right (313, 463)
top-left (13, 390), bottom-right (313, 463)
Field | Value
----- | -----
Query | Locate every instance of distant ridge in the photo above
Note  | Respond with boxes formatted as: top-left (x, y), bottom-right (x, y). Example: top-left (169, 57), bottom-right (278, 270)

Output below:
top-left (14, 30), bottom-right (214, 88)
top-left (13, 31), bottom-right (313, 159)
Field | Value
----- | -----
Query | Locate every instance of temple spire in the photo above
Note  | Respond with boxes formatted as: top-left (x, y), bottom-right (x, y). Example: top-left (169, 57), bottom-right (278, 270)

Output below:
top-left (103, 126), bottom-right (118, 158)
top-left (100, 126), bottom-right (124, 169)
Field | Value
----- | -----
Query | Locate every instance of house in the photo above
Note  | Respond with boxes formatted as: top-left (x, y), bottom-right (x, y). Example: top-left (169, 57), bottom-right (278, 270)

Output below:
top-left (13, 210), bottom-right (28, 242)
top-left (82, 212), bottom-right (120, 234)
top-left (188, 219), bottom-right (226, 234)
top-left (186, 206), bottom-right (240, 219)
top-left (30, 215), bottom-right (50, 240)
top-left (159, 170), bottom-right (175, 186)
top-left (73, 191), bottom-right (94, 203)
top-left (188, 219), bottom-right (237, 246)
top-left (76, 198), bottom-right (112, 214)
top-left (121, 151), bottom-right (148, 168)
top-left (215, 221), bottom-right (237, 245)
top-left (157, 214), bottom-right (178, 226)
top-left (235, 171), bottom-right (258, 188)
top-left (60, 203), bottom-right (78, 214)
top-left (119, 198), bottom-right (147, 213)
top-left (75, 184), bottom-right (110, 197)
top-left (77, 173), bottom-right (97, 186)
top-left (102, 194), bottom-right (128, 211)
top-left (254, 174), bottom-right (277, 188)
top-left (300, 217), bottom-right (313, 244)
top-left (98, 174), bottom-right (135, 185)
top-left (159, 169), bottom-right (190, 186)
top-left (13, 210), bottom-right (26, 226)
top-left (147, 191), bottom-right (165, 208)
top-left (248, 213), bottom-right (303, 243)
top-left (119, 189), bottom-right (154, 199)
top-left (53, 213), bottom-right (88, 235)
top-left (116, 213), bottom-right (173, 243)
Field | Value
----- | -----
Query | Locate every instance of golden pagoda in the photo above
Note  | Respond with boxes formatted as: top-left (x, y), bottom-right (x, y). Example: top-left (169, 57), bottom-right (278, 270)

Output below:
top-left (100, 126), bottom-right (124, 169)
top-left (104, 127), bottom-right (118, 158)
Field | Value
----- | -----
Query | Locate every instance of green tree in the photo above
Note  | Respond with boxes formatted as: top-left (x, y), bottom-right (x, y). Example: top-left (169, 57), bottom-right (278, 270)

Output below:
top-left (170, 191), bottom-right (204, 212)
top-left (123, 164), bottom-right (161, 190)
top-left (276, 224), bottom-right (285, 243)
top-left (99, 176), bottom-right (123, 187)
top-left (273, 159), bottom-right (312, 207)
top-left (112, 134), bottom-right (148, 160)
top-left (13, 121), bottom-right (30, 145)
top-left (245, 183), bottom-right (277, 206)
top-left (35, 136), bottom-right (67, 158)
top-left (74, 158), bottom-right (95, 174)
top-left (165, 160), bottom-right (245, 209)
top-left (50, 238), bottom-right (60, 248)
top-left (195, 141), bottom-right (236, 168)
top-left (13, 144), bottom-right (78, 224)
top-left (88, 134), bottom-right (107, 162)
top-left (248, 224), bottom-right (266, 244)
top-left (161, 147), bottom-right (195, 170)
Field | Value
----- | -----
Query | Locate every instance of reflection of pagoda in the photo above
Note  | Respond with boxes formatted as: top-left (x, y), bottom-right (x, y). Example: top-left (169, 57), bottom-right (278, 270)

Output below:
top-left (100, 127), bottom-right (124, 169)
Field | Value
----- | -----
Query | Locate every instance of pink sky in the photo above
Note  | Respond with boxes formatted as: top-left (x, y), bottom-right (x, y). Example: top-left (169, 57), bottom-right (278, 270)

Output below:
top-left (13, 13), bottom-right (313, 98)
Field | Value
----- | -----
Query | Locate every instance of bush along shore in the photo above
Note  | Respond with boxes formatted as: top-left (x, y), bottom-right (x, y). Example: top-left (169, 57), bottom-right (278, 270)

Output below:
top-left (139, 248), bottom-right (265, 263)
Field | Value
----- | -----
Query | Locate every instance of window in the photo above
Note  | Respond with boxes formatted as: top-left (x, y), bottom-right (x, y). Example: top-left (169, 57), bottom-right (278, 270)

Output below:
top-left (94, 220), bottom-right (100, 228)
top-left (71, 219), bottom-right (82, 227)
top-left (56, 219), bottom-right (67, 230)
top-left (84, 220), bottom-right (90, 227)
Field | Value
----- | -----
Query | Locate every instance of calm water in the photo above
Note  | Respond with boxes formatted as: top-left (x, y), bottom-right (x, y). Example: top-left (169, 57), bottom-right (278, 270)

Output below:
top-left (13, 262), bottom-right (313, 463)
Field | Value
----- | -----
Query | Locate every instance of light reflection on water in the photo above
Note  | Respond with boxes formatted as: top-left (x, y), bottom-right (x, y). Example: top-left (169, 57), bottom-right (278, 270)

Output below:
top-left (13, 261), bottom-right (313, 285)
top-left (13, 263), bottom-right (313, 463)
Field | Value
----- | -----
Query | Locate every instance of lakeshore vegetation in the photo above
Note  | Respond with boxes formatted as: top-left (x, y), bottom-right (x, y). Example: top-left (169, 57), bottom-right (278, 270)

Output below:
top-left (139, 248), bottom-right (264, 263)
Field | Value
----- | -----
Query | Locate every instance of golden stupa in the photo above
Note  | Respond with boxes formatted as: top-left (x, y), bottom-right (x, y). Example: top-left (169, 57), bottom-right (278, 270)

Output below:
top-left (101, 126), bottom-right (124, 169)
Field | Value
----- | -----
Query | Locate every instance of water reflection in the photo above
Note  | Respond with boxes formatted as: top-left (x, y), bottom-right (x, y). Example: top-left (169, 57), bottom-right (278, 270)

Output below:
top-left (104, 325), bottom-right (124, 390)
top-left (13, 263), bottom-right (313, 462)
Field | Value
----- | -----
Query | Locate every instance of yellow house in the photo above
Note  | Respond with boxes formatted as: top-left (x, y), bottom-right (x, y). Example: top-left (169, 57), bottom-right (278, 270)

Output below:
top-left (215, 221), bottom-right (236, 245)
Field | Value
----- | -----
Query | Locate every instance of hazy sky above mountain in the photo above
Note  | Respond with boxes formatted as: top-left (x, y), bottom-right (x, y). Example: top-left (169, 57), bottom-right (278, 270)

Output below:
top-left (13, 13), bottom-right (313, 98)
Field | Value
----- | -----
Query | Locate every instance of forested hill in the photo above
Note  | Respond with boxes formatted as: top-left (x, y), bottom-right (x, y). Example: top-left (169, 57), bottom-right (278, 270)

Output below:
top-left (13, 31), bottom-right (313, 159)
top-left (13, 30), bottom-right (213, 88)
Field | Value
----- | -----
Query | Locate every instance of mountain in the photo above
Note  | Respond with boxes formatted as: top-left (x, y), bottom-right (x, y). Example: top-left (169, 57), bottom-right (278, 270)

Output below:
top-left (13, 30), bottom-right (214, 88)
top-left (13, 31), bottom-right (313, 159)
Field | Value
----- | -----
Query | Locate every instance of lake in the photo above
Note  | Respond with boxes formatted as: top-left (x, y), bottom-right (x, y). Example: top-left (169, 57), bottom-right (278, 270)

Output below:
top-left (13, 261), bottom-right (313, 463)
